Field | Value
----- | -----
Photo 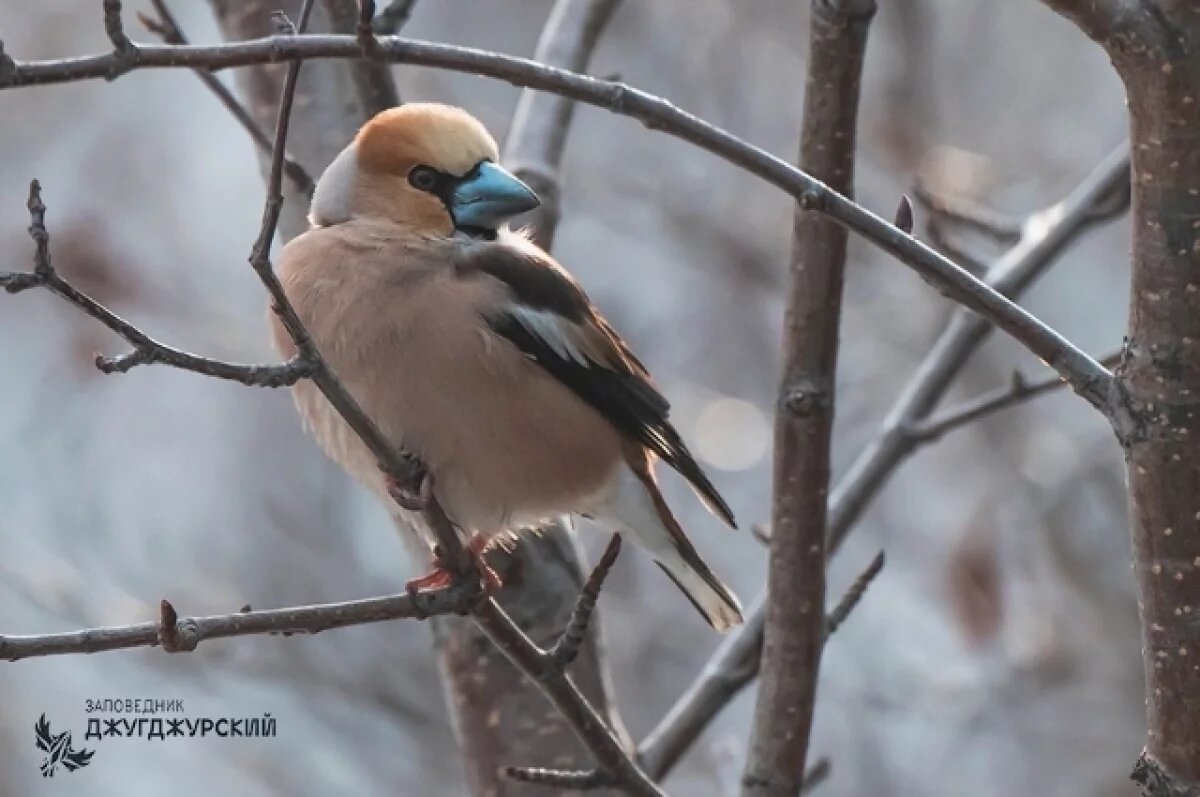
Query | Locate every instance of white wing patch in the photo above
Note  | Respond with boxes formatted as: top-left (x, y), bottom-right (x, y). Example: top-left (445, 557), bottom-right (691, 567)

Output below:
top-left (509, 306), bottom-right (595, 368)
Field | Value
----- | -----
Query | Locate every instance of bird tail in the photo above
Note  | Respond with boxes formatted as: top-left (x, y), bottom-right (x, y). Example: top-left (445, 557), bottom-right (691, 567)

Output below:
top-left (595, 458), bottom-right (744, 632)
top-left (654, 549), bottom-right (744, 632)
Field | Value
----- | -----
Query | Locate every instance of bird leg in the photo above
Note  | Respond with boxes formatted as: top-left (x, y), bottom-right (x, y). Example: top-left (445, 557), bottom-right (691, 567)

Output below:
top-left (386, 460), bottom-right (503, 598)
top-left (405, 536), bottom-right (503, 597)
top-left (467, 534), bottom-right (504, 593)
top-left (405, 568), bottom-right (455, 593)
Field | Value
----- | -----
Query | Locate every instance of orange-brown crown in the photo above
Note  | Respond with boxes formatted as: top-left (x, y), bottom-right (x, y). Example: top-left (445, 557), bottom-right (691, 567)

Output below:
top-left (356, 103), bottom-right (499, 179)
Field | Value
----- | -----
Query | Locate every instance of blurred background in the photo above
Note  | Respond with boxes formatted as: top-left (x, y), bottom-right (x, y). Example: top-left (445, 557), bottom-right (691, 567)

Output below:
top-left (0, 1), bottom-right (1137, 795)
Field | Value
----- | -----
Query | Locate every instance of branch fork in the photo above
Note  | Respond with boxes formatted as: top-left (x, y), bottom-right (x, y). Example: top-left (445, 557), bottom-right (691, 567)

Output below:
top-left (101, 0), bottom-right (139, 80)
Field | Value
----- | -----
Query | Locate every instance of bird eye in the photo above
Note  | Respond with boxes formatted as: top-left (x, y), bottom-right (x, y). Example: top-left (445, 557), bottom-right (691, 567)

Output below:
top-left (408, 166), bottom-right (440, 193)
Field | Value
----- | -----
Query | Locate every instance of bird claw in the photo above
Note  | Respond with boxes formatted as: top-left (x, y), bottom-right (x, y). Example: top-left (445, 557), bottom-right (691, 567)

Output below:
top-left (405, 566), bottom-right (455, 593)
top-left (405, 538), bottom-right (503, 609)
top-left (467, 535), bottom-right (504, 594)
top-left (386, 466), bottom-right (432, 511)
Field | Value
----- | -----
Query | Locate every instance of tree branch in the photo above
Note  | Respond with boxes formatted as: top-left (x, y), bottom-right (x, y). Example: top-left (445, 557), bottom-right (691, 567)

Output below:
top-left (827, 142), bottom-right (1130, 549)
top-left (502, 0), bottom-right (622, 248)
top-left (0, 586), bottom-right (475, 662)
top-left (824, 550), bottom-right (885, 637)
top-left (505, 767), bottom-right (615, 790)
top-left (471, 596), bottom-right (665, 797)
top-left (0, 33), bottom-right (1116, 414)
top-left (904, 351), bottom-right (1122, 444)
top-left (555, 549), bottom-right (882, 792)
top-left (913, 183), bottom-right (1023, 243)
top-left (800, 758), bottom-right (832, 796)
top-left (0, 539), bottom-right (623, 664)
top-left (136, 0), bottom-right (314, 196)
top-left (322, 0), bottom-right (400, 115)
top-left (0, 181), bottom-right (313, 387)
top-left (742, 2), bottom-right (874, 795)
top-left (1044, 4), bottom-right (1200, 789)
top-left (546, 534), bottom-right (622, 672)
top-left (638, 141), bottom-right (1131, 781)
top-left (371, 0), bottom-right (419, 35)
top-left (1037, 0), bottom-right (1147, 49)
top-left (460, 537), bottom-right (660, 795)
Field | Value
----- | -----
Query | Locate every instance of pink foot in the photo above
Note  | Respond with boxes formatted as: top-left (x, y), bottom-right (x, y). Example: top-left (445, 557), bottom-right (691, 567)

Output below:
top-left (405, 540), bottom-right (503, 599)
top-left (405, 565), bottom-right (455, 593)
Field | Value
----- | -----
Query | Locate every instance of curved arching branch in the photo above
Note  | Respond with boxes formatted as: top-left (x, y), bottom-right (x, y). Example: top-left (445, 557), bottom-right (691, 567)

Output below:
top-left (0, 33), bottom-right (1115, 417)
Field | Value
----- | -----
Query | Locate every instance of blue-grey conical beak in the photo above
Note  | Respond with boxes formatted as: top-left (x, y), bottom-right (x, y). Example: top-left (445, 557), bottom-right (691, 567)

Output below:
top-left (451, 161), bottom-right (540, 230)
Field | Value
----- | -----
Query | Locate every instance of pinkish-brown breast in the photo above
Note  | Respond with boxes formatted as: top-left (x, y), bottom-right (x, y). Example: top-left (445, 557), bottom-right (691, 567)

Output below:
top-left (271, 220), bottom-right (623, 535)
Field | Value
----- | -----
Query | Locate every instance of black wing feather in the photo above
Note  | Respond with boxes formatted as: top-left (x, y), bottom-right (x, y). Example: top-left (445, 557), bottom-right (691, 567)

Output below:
top-left (462, 243), bottom-right (737, 528)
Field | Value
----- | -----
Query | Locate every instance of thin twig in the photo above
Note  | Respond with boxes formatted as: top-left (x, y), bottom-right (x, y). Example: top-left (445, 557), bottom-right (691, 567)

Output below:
top-left (371, 0), bottom-right (419, 34)
top-left (102, 0), bottom-right (133, 54)
top-left (0, 181), bottom-right (313, 387)
top-left (472, 598), bottom-right (665, 797)
top-left (0, 584), bottom-right (476, 662)
top-left (905, 351), bottom-right (1122, 443)
top-left (357, 0), bottom-right (376, 39)
top-left (926, 216), bottom-right (989, 276)
top-left (913, 183), bottom-right (1023, 243)
top-left (505, 767), bottom-right (614, 789)
top-left (324, 0), bottom-right (400, 115)
top-left (824, 551), bottom-right (885, 638)
top-left (1037, 0), bottom-right (1141, 45)
top-left (546, 534), bottom-right (622, 671)
top-left (0, 34), bottom-right (1116, 415)
top-left (638, 142), bottom-right (1131, 781)
top-left (502, 0), bottom-right (623, 248)
top-left (800, 758), bottom-right (832, 795)
top-left (464, 536), bottom-right (661, 795)
top-left (136, 1), bottom-right (314, 196)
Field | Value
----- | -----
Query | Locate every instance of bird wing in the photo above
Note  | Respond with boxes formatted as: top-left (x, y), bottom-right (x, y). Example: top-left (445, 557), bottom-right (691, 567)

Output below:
top-left (455, 238), bottom-right (736, 528)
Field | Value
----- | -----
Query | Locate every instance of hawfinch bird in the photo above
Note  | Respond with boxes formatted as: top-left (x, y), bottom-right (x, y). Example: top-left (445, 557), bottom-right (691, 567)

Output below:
top-left (273, 103), bottom-right (743, 631)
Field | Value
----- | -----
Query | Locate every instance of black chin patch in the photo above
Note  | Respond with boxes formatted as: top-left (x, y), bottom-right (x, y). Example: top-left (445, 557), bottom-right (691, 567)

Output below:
top-left (457, 225), bottom-right (497, 241)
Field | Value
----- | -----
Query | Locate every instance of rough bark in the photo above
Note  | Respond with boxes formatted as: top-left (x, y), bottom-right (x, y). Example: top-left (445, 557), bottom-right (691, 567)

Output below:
top-left (740, 3), bottom-right (874, 796)
top-left (1041, 2), bottom-right (1200, 793)
top-left (208, 3), bottom-right (628, 794)
top-left (1120, 19), bottom-right (1200, 796)
top-left (434, 531), bottom-right (630, 797)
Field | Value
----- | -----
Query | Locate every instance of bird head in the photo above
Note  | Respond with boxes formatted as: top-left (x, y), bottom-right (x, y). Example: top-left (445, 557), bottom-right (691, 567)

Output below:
top-left (309, 103), bottom-right (540, 238)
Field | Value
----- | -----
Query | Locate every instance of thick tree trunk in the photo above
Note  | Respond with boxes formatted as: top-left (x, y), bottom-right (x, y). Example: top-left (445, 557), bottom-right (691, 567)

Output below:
top-left (1120, 29), bottom-right (1200, 796)
top-left (208, 3), bottom-right (628, 794)
top-left (1041, 3), bottom-right (1200, 793)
